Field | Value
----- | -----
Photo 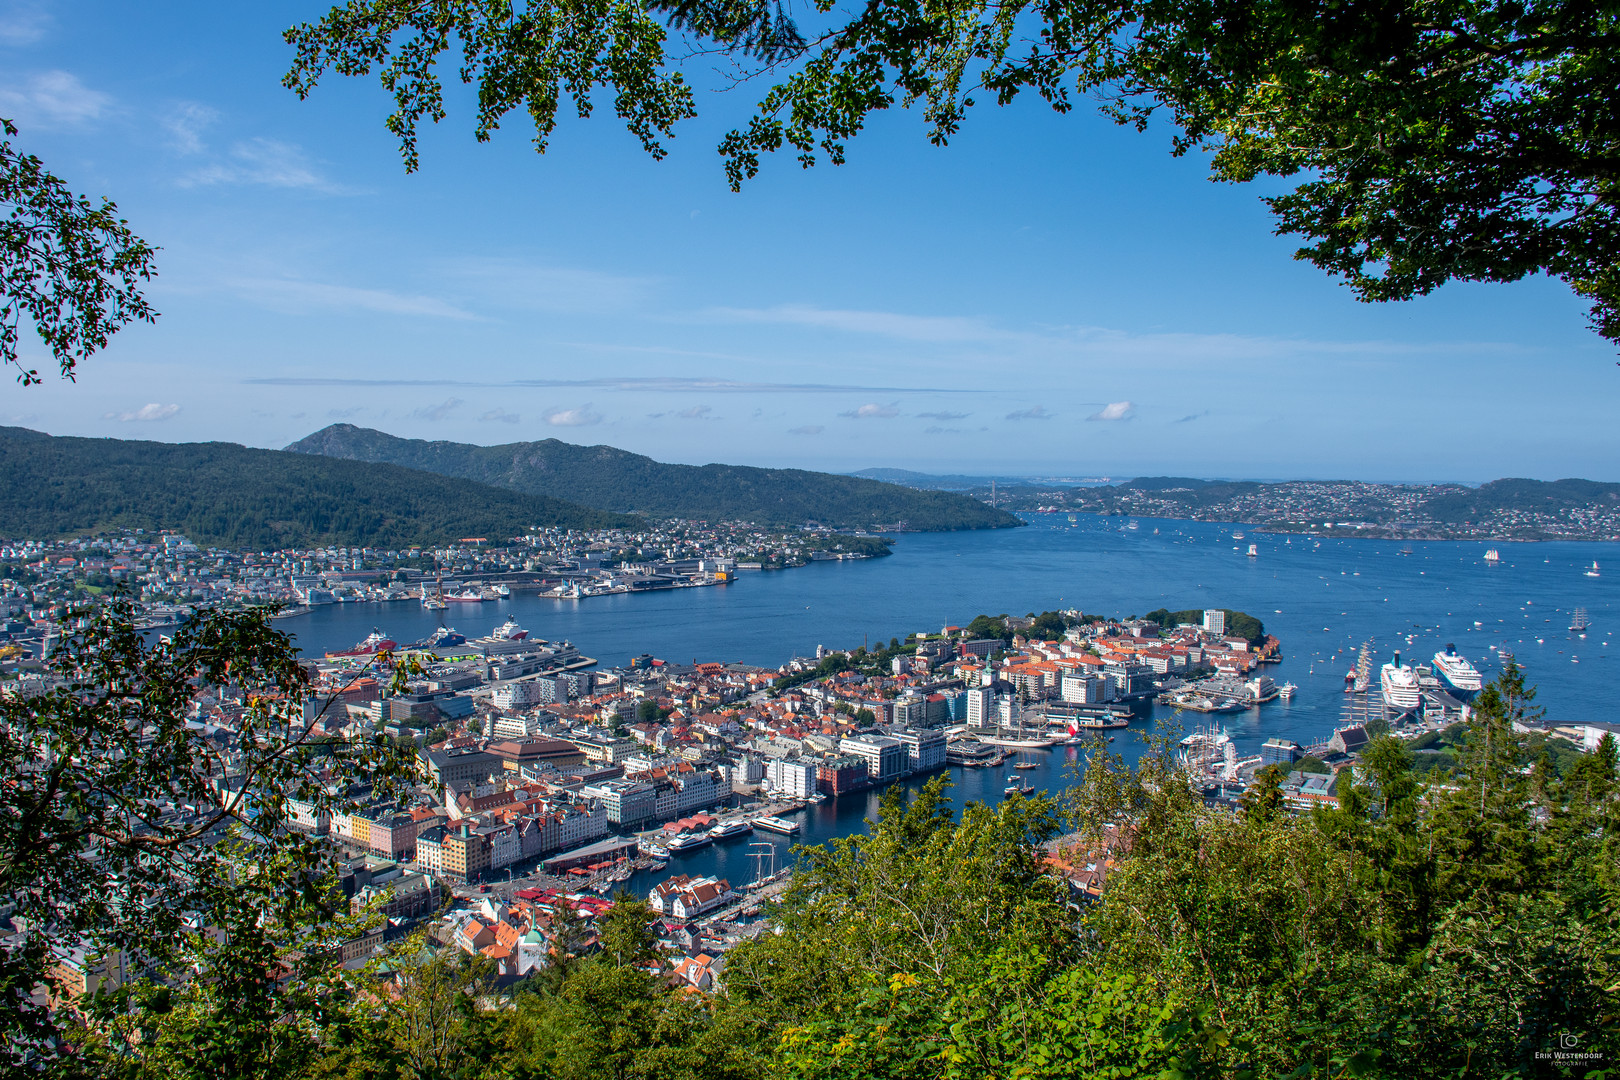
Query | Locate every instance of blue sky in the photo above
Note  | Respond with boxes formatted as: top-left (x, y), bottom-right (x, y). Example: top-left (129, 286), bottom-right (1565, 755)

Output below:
top-left (2, 0), bottom-right (1614, 482)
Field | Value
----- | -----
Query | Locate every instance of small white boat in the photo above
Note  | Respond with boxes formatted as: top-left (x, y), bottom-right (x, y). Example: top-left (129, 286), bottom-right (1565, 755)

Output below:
top-left (1585, 561), bottom-right (1601, 578)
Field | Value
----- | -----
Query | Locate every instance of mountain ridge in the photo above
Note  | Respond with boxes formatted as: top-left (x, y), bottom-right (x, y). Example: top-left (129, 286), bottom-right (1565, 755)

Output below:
top-left (286, 425), bottom-right (1024, 531)
top-left (0, 427), bottom-right (637, 549)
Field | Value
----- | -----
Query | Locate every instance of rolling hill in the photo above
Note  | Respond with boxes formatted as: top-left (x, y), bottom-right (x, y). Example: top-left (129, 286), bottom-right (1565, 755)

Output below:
top-left (0, 427), bottom-right (638, 549)
top-left (286, 425), bottom-right (1024, 531)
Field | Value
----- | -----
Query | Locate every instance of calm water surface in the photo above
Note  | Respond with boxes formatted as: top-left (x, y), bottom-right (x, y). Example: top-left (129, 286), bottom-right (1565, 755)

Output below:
top-left (282, 516), bottom-right (1618, 894)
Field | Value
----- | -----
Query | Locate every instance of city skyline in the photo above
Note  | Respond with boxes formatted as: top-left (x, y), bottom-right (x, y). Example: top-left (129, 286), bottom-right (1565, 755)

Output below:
top-left (1, 1), bottom-right (1615, 481)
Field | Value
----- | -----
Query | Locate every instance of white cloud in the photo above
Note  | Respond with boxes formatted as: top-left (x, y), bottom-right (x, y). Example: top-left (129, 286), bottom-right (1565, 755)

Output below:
top-left (1007, 405), bottom-right (1054, 421)
top-left (444, 257), bottom-right (651, 314)
top-left (917, 410), bottom-right (970, 420)
top-left (0, 70), bottom-right (111, 129)
top-left (0, 1), bottom-right (52, 45)
top-left (411, 398), bottom-right (462, 421)
top-left (104, 403), bottom-right (180, 422)
top-left (840, 402), bottom-right (900, 419)
top-left (543, 404), bottom-right (602, 427)
top-left (229, 278), bottom-right (477, 321)
top-left (674, 404), bottom-right (715, 420)
top-left (480, 408), bottom-right (521, 424)
top-left (184, 138), bottom-right (340, 191)
top-left (163, 102), bottom-right (218, 155)
top-left (1087, 401), bottom-right (1135, 422)
top-left (788, 425), bottom-right (823, 435)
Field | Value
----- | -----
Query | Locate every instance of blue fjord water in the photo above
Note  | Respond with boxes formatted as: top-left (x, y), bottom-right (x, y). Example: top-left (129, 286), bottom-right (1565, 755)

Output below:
top-left (283, 515), bottom-right (1617, 893)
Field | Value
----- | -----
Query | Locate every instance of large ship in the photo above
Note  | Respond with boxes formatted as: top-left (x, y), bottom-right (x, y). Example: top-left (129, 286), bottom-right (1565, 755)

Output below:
top-left (325, 628), bottom-right (397, 659)
top-left (1570, 607), bottom-right (1590, 634)
top-left (1380, 651), bottom-right (1422, 713)
top-left (1483, 549), bottom-right (1501, 563)
top-left (752, 816), bottom-right (801, 835)
top-left (412, 625), bottom-right (466, 649)
top-left (708, 820), bottom-right (754, 841)
top-left (665, 832), bottom-right (713, 854)
top-left (1431, 644), bottom-right (1482, 700)
top-left (490, 616), bottom-right (529, 641)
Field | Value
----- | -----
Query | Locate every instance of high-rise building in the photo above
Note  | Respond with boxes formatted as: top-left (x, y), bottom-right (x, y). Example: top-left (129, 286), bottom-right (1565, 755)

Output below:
top-left (1203, 609), bottom-right (1226, 636)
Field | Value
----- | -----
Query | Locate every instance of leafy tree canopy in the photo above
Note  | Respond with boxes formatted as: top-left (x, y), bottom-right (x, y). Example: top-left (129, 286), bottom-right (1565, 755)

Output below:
top-left (286, 0), bottom-right (1620, 347)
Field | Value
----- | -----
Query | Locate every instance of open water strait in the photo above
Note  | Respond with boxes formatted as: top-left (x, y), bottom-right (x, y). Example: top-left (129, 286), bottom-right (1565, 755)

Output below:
top-left (285, 515), bottom-right (1617, 894)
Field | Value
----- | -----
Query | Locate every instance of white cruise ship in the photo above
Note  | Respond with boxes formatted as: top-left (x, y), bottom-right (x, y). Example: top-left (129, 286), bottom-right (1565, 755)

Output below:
top-left (1431, 644), bottom-right (1483, 701)
top-left (1380, 652), bottom-right (1422, 713)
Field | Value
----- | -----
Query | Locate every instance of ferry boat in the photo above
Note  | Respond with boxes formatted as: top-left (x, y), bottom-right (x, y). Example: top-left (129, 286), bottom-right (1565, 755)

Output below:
top-left (1585, 561), bottom-right (1601, 578)
top-left (708, 820), bottom-right (754, 841)
top-left (446, 589), bottom-right (488, 602)
top-left (666, 832), bottom-right (713, 854)
top-left (1278, 682), bottom-right (1298, 701)
top-left (752, 816), bottom-right (801, 835)
top-left (326, 628), bottom-right (397, 658)
top-left (1483, 549), bottom-right (1501, 563)
top-left (1431, 644), bottom-right (1483, 700)
top-left (1380, 651), bottom-right (1422, 713)
top-left (1570, 607), bottom-right (1591, 634)
top-left (416, 625), bottom-right (466, 649)
top-left (490, 617), bottom-right (529, 640)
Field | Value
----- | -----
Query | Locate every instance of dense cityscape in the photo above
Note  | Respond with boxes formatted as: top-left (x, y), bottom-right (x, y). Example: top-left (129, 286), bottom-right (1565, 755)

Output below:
top-left (986, 478), bottom-right (1620, 540)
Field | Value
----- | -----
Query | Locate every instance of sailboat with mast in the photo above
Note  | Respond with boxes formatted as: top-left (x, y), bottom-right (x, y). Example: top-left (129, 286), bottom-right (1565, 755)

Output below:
top-left (1585, 560), bottom-right (1601, 578)
top-left (1570, 607), bottom-right (1590, 634)
top-left (422, 561), bottom-right (447, 610)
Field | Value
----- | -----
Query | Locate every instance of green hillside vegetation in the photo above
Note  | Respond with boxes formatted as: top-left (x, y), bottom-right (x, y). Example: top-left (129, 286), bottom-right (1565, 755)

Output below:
top-left (1419, 477), bottom-right (1620, 523)
top-left (1144, 607), bottom-right (1265, 643)
top-left (0, 426), bottom-right (636, 549)
top-left (286, 424), bottom-right (1024, 532)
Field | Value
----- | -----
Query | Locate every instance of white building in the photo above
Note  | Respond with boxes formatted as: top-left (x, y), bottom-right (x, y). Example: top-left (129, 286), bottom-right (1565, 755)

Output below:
top-left (1202, 609), bottom-right (1226, 637)
top-left (892, 727), bottom-right (947, 773)
top-left (1061, 673), bottom-right (1107, 704)
top-left (965, 686), bottom-right (993, 729)
top-left (765, 757), bottom-right (818, 799)
top-left (840, 734), bottom-right (906, 782)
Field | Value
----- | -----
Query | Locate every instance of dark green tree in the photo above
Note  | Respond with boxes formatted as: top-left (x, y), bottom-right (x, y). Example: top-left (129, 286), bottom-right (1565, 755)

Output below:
top-left (1, 119), bottom-right (157, 384)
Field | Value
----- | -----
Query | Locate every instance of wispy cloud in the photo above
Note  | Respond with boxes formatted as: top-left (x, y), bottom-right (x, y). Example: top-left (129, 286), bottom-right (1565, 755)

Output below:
top-left (163, 102), bottom-right (218, 154)
top-left (480, 408), bottom-right (521, 424)
top-left (543, 404), bottom-right (601, 427)
top-left (444, 258), bottom-right (651, 314)
top-left (1087, 401), bottom-right (1135, 422)
top-left (1007, 405), bottom-right (1054, 421)
top-left (840, 403), bottom-right (901, 419)
top-left (674, 404), bottom-right (715, 420)
top-left (924, 426), bottom-right (966, 435)
top-left (184, 138), bottom-right (342, 191)
top-left (0, 70), bottom-right (111, 128)
top-left (327, 406), bottom-right (363, 419)
top-left (710, 304), bottom-right (1007, 344)
top-left (411, 398), bottom-right (462, 421)
top-left (0, 1), bottom-right (52, 45)
top-left (917, 410), bottom-right (970, 421)
top-left (104, 403), bottom-right (180, 422)
top-left (788, 425), bottom-right (823, 435)
top-left (1174, 410), bottom-right (1210, 423)
top-left (229, 278), bottom-right (477, 320)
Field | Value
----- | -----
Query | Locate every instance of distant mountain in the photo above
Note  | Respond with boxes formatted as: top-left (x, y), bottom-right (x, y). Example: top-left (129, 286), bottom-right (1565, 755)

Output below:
top-left (1419, 478), bottom-right (1620, 523)
top-left (847, 468), bottom-right (1043, 491)
top-left (0, 427), bottom-right (637, 549)
top-left (287, 426), bottom-right (1023, 531)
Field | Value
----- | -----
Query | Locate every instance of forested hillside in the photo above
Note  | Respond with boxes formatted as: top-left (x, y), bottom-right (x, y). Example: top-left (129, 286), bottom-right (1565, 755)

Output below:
top-left (0, 427), bottom-right (636, 548)
top-left (286, 425), bottom-right (1023, 531)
